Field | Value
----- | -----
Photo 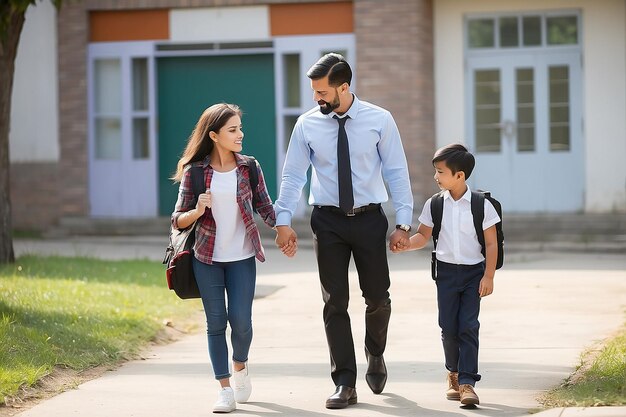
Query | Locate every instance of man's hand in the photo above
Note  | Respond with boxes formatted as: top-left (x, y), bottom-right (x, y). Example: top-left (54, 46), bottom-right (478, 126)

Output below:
top-left (275, 226), bottom-right (298, 257)
top-left (389, 228), bottom-right (410, 252)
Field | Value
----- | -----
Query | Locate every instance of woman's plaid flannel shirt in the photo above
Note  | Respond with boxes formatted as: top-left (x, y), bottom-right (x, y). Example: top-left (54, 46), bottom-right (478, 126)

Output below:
top-left (171, 153), bottom-right (276, 264)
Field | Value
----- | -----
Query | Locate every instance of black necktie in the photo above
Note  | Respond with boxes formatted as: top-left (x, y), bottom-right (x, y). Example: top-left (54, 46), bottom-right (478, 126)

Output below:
top-left (334, 115), bottom-right (354, 213)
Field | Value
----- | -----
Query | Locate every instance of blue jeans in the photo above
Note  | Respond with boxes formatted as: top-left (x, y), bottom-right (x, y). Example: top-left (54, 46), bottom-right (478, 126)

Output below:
top-left (193, 256), bottom-right (256, 380)
top-left (435, 260), bottom-right (484, 386)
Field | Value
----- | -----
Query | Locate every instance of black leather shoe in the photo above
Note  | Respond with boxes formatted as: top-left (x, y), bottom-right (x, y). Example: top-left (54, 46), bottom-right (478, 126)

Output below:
top-left (365, 348), bottom-right (387, 394)
top-left (325, 385), bottom-right (357, 409)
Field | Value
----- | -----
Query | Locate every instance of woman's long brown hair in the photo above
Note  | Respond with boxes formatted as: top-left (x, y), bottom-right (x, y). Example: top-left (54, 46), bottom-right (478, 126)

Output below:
top-left (171, 103), bottom-right (242, 182)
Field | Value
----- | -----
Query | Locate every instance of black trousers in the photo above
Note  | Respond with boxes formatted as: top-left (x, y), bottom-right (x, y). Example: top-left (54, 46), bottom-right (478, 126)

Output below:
top-left (311, 205), bottom-right (392, 388)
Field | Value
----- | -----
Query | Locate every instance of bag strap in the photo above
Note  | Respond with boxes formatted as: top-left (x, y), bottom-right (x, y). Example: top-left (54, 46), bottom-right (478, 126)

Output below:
top-left (430, 191), bottom-right (444, 248)
top-left (189, 166), bottom-right (205, 202)
top-left (470, 191), bottom-right (486, 257)
top-left (244, 156), bottom-right (260, 212)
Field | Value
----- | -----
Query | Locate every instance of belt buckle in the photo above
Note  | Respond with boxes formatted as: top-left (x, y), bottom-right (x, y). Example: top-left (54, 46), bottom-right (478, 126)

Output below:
top-left (346, 208), bottom-right (356, 217)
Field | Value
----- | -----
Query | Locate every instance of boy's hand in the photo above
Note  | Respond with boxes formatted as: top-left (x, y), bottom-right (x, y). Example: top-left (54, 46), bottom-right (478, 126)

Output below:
top-left (479, 276), bottom-right (494, 297)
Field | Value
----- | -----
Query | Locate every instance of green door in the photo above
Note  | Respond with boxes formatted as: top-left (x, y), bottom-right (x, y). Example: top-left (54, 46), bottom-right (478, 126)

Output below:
top-left (157, 54), bottom-right (276, 215)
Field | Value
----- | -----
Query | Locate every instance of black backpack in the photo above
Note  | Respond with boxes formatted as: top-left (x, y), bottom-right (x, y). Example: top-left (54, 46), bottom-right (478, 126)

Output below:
top-left (430, 190), bottom-right (504, 276)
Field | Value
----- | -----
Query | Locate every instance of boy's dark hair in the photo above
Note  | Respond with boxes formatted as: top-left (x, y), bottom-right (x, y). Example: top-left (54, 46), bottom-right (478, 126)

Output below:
top-left (306, 53), bottom-right (352, 87)
top-left (432, 143), bottom-right (475, 180)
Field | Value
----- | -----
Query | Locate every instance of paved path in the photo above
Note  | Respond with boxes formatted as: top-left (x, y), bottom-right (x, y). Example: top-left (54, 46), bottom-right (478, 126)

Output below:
top-left (12, 239), bottom-right (626, 416)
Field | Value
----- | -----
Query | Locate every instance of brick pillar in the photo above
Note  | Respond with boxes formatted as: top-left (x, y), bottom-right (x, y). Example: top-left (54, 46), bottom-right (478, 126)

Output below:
top-left (57, 3), bottom-right (89, 217)
top-left (354, 0), bottom-right (437, 211)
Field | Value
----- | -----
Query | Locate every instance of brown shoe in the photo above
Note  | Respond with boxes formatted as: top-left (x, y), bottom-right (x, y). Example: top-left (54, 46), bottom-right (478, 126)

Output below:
top-left (459, 384), bottom-right (479, 405)
top-left (445, 372), bottom-right (460, 400)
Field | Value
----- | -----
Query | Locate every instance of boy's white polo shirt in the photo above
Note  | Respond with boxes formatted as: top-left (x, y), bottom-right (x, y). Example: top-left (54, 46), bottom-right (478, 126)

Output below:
top-left (418, 187), bottom-right (500, 265)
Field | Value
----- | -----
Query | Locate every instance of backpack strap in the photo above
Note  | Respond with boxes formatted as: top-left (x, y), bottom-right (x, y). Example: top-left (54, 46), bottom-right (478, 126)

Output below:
top-left (470, 191), bottom-right (486, 257)
top-left (244, 156), bottom-right (260, 212)
top-left (430, 191), bottom-right (445, 248)
top-left (189, 166), bottom-right (205, 202)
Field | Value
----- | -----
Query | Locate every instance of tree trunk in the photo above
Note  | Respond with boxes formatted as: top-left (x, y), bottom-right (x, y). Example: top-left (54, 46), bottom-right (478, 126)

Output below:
top-left (0, 5), bottom-right (25, 264)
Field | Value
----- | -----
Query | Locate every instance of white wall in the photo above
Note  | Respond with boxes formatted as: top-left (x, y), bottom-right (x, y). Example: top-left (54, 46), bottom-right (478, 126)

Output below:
top-left (10, 1), bottom-right (59, 162)
top-left (170, 6), bottom-right (270, 42)
top-left (434, 0), bottom-right (626, 212)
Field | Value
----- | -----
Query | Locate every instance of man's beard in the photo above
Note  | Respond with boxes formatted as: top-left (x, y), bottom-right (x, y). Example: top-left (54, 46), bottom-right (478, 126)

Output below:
top-left (318, 94), bottom-right (340, 115)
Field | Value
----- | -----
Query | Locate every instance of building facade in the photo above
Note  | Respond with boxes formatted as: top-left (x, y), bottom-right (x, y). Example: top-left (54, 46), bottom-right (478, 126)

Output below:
top-left (9, 0), bottom-right (626, 231)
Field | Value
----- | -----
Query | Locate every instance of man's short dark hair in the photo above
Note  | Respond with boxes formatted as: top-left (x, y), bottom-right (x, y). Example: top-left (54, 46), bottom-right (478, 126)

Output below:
top-left (432, 143), bottom-right (476, 179)
top-left (306, 52), bottom-right (352, 87)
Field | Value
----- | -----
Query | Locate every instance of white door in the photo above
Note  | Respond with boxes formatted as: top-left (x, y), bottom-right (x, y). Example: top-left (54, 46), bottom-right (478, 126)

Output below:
top-left (466, 52), bottom-right (583, 212)
top-left (88, 42), bottom-right (158, 217)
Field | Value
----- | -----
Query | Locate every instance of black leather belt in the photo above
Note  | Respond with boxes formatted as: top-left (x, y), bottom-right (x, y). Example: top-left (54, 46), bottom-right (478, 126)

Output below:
top-left (316, 203), bottom-right (381, 217)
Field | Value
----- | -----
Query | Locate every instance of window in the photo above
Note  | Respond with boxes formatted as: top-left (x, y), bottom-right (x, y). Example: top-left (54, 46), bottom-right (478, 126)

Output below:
top-left (131, 58), bottom-right (150, 159)
top-left (516, 68), bottom-right (535, 152)
top-left (474, 69), bottom-right (501, 152)
top-left (549, 66), bottom-right (570, 151)
top-left (94, 59), bottom-right (122, 159)
top-left (468, 19), bottom-right (495, 48)
top-left (283, 54), bottom-right (300, 108)
top-left (547, 16), bottom-right (578, 45)
top-left (467, 13), bottom-right (579, 50)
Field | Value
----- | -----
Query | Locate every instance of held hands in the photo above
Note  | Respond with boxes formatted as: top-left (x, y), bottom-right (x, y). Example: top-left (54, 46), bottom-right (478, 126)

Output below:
top-left (195, 189), bottom-right (212, 215)
top-left (275, 226), bottom-right (298, 258)
top-left (389, 229), bottom-right (410, 253)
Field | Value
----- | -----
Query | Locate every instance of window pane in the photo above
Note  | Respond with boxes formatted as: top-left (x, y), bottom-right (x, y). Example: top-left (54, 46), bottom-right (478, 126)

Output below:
top-left (549, 66), bottom-right (570, 151)
top-left (468, 19), bottom-right (495, 48)
top-left (132, 58), bottom-right (149, 112)
top-left (133, 118), bottom-right (149, 159)
top-left (283, 54), bottom-right (300, 108)
top-left (284, 115), bottom-right (298, 151)
top-left (474, 69), bottom-right (501, 152)
top-left (499, 17), bottom-right (519, 47)
top-left (522, 16), bottom-right (542, 46)
top-left (517, 128), bottom-right (535, 152)
top-left (95, 118), bottom-right (121, 159)
top-left (516, 68), bottom-right (535, 152)
top-left (547, 16), bottom-right (578, 45)
top-left (94, 59), bottom-right (121, 114)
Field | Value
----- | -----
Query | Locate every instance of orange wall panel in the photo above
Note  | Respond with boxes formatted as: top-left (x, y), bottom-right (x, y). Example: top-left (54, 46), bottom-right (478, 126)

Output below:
top-left (270, 2), bottom-right (353, 36)
top-left (90, 10), bottom-right (169, 42)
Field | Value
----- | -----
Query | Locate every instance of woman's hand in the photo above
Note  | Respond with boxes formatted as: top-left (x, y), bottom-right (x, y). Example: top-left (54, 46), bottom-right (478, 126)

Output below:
top-left (196, 189), bottom-right (212, 215)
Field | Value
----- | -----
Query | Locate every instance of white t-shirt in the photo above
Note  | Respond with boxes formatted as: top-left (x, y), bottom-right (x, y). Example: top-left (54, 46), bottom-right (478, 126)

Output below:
top-left (418, 187), bottom-right (500, 265)
top-left (210, 168), bottom-right (255, 262)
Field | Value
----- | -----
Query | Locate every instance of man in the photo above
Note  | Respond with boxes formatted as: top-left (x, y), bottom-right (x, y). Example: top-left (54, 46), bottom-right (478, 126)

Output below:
top-left (275, 53), bottom-right (413, 409)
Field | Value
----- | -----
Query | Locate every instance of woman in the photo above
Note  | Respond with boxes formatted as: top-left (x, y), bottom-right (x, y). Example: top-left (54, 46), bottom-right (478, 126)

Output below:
top-left (171, 103), bottom-right (292, 413)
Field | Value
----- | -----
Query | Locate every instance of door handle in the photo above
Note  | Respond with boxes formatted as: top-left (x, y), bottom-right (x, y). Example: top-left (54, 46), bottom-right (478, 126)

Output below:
top-left (498, 120), bottom-right (516, 139)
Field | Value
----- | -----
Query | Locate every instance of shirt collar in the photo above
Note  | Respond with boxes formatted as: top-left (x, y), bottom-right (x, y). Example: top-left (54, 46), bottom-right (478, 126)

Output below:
top-left (443, 185), bottom-right (472, 203)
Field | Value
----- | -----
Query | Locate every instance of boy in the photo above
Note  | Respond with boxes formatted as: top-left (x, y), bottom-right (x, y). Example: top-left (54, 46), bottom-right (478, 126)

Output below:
top-left (392, 143), bottom-right (500, 405)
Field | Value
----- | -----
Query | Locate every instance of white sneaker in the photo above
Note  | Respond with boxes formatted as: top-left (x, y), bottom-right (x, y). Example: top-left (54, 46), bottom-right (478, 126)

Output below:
top-left (232, 365), bottom-right (252, 403)
top-left (213, 387), bottom-right (236, 413)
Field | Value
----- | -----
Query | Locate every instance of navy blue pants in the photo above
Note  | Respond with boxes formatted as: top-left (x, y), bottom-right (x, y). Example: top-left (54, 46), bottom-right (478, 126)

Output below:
top-left (435, 260), bottom-right (484, 386)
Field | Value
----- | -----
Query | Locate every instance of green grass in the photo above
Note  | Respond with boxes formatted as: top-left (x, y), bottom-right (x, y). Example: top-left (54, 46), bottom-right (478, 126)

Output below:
top-left (0, 256), bottom-right (201, 405)
top-left (542, 325), bottom-right (626, 407)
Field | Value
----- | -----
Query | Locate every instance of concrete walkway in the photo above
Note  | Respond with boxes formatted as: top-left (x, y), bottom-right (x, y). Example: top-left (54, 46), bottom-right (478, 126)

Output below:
top-left (12, 238), bottom-right (626, 417)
